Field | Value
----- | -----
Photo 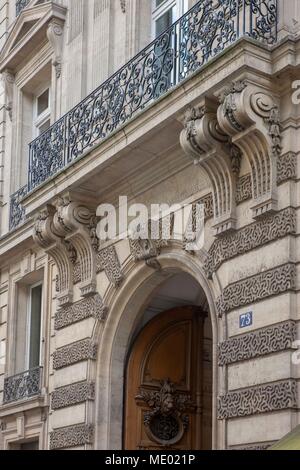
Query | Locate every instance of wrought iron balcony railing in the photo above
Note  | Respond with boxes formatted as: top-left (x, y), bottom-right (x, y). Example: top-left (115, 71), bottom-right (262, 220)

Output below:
top-left (10, 0), bottom-right (278, 230)
top-left (16, 0), bottom-right (30, 16)
top-left (3, 367), bottom-right (43, 404)
top-left (9, 185), bottom-right (28, 231)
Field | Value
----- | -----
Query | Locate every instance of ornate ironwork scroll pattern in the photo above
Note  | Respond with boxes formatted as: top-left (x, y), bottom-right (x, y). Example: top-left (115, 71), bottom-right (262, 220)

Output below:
top-left (9, 185), bottom-right (28, 231)
top-left (150, 415), bottom-right (180, 442)
top-left (16, 0), bottom-right (30, 16)
top-left (29, 117), bottom-right (66, 191)
top-left (246, 0), bottom-right (278, 44)
top-left (27, 0), bottom-right (278, 191)
top-left (3, 367), bottom-right (42, 404)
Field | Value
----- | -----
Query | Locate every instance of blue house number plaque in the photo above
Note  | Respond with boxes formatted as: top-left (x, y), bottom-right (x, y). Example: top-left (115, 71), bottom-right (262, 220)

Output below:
top-left (239, 312), bottom-right (253, 329)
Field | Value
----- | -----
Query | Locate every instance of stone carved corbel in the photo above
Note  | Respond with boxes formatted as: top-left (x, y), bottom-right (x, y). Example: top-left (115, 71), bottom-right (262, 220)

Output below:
top-left (180, 100), bottom-right (240, 236)
top-left (2, 70), bottom-right (14, 120)
top-left (52, 194), bottom-right (98, 297)
top-left (47, 20), bottom-right (64, 79)
top-left (34, 206), bottom-right (74, 307)
top-left (218, 81), bottom-right (281, 219)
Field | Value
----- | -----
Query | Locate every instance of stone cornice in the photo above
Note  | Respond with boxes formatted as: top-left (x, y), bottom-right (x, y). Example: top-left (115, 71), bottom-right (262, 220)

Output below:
top-left (0, 3), bottom-right (67, 73)
top-left (51, 382), bottom-right (95, 410)
top-left (53, 339), bottom-right (97, 370)
top-left (218, 321), bottom-right (297, 366)
top-left (50, 424), bottom-right (94, 450)
top-left (216, 263), bottom-right (296, 316)
top-left (218, 380), bottom-right (297, 419)
top-left (204, 208), bottom-right (296, 279)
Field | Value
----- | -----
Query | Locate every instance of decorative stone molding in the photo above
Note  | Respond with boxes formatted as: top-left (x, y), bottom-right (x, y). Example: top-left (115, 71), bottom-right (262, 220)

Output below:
top-left (216, 264), bottom-right (296, 316)
top-left (73, 262), bottom-right (81, 284)
top-left (55, 294), bottom-right (107, 330)
top-left (218, 380), bottom-right (297, 419)
top-left (236, 153), bottom-right (297, 205)
top-left (180, 99), bottom-right (240, 236)
top-left (51, 382), bottom-right (95, 410)
top-left (47, 20), bottom-right (64, 78)
top-left (53, 339), bottom-right (97, 370)
top-left (96, 246), bottom-right (124, 287)
top-left (204, 208), bottom-right (296, 278)
top-left (1, 70), bottom-right (14, 119)
top-left (236, 175), bottom-right (252, 205)
top-left (53, 194), bottom-right (98, 297)
top-left (218, 81), bottom-right (281, 219)
top-left (218, 321), bottom-right (297, 366)
top-left (34, 206), bottom-right (74, 307)
top-left (50, 424), bottom-right (94, 450)
top-left (201, 193), bottom-right (214, 220)
top-left (231, 443), bottom-right (274, 451)
top-left (277, 152), bottom-right (297, 184)
top-left (183, 201), bottom-right (205, 251)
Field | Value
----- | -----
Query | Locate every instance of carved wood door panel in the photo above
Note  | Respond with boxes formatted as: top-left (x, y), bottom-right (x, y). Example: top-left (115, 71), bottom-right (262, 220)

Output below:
top-left (124, 306), bottom-right (210, 450)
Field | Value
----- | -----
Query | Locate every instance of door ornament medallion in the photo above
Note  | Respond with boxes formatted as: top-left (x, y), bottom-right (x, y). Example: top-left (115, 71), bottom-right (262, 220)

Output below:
top-left (135, 379), bottom-right (195, 446)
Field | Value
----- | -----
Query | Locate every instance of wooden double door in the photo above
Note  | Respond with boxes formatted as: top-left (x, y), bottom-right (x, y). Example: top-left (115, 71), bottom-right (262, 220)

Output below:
top-left (124, 306), bottom-right (212, 450)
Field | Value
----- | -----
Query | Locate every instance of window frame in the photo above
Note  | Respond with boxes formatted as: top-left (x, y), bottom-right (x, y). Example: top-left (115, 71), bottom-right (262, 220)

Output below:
top-left (25, 281), bottom-right (43, 371)
top-left (151, 0), bottom-right (188, 38)
top-left (33, 86), bottom-right (51, 138)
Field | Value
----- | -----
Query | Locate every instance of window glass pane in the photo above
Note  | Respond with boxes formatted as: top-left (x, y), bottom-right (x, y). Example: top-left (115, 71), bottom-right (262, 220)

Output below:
top-left (155, 8), bottom-right (173, 36)
top-left (29, 285), bottom-right (42, 369)
top-left (156, 0), bottom-right (166, 7)
top-left (37, 89), bottom-right (49, 116)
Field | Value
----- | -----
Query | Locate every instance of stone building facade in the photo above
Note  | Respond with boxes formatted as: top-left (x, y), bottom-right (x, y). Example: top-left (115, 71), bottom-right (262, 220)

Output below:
top-left (0, 0), bottom-right (299, 450)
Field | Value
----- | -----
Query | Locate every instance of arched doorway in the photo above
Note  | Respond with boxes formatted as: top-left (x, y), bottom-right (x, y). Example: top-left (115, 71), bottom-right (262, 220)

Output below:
top-left (95, 250), bottom-right (218, 450)
top-left (123, 274), bottom-right (213, 450)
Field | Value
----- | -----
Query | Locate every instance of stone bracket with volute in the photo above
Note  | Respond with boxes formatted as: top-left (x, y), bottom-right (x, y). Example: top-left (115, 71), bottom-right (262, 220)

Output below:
top-left (217, 81), bottom-right (281, 219)
top-left (180, 82), bottom-right (282, 235)
top-left (180, 98), bottom-right (241, 237)
top-left (33, 194), bottom-right (102, 307)
top-left (47, 19), bottom-right (64, 79)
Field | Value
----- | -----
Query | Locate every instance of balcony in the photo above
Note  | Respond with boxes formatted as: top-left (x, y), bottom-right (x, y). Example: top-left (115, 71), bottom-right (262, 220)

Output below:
top-left (16, 0), bottom-right (30, 17)
top-left (3, 367), bottom-right (43, 404)
top-left (9, 0), bottom-right (278, 231)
